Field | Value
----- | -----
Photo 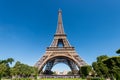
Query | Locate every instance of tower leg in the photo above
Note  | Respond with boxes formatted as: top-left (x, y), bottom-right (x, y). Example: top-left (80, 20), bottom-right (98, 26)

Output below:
top-left (44, 60), bottom-right (54, 74)
top-left (67, 60), bottom-right (78, 74)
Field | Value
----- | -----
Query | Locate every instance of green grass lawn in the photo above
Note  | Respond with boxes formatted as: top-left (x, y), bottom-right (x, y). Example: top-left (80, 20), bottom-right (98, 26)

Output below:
top-left (2, 78), bottom-right (86, 80)
top-left (39, 79), bottom-right (85, 80)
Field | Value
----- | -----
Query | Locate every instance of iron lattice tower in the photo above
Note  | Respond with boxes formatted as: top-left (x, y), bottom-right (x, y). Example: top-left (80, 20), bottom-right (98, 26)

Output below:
top-left (35, 9), bottom-right (87, 74)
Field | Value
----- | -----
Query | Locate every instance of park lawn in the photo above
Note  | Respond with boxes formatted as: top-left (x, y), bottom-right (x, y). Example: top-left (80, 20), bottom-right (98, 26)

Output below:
top-left (40, 78), bottom-right (86, 80)
top-left (2, 78), bottom-right (86, 80)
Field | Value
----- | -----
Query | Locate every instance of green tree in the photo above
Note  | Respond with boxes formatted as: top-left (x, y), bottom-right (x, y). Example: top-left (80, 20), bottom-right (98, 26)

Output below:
top-left (5, 58), bottom-right (14, 77)
top-left (92, 62), bottom-right (102, 77)
top-left (0, 58), bottom-right (14, 64)
top-left (97, 55), bottom-right (109, 62)
top-left (0, 63), bottom-right (7, 80)
top-left (32, 67), bottom-right (39, 79)
top-left (116, 49), bottom-right (120, 54)
top-left (80, 65), bottom-right (92, 78)
top-left (93, 55), bottom-right (109, 77)
top-left (98, 62), bottom-right (109, 78)
top-left (0, 58), bottom-right (14, 79)
top-left (11, 61), bottom-right (38, 79)
top-left (103, 56), bottom-right (120, 79)
top-left (93, 55), bottom-right (120, 79)
top-left (6, 58), bottom-right (14, 64)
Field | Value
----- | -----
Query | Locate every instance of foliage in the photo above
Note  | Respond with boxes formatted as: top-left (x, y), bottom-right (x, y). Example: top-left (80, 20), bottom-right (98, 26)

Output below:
top-left (0, 63), bottom-right (7, 75)
top-left (103, 56), bottom-right (120, 79)
top-left (116, 49), bottom-right (120, 54)
top-left (11, 61), bottom-right (38, 78)
top-left (0, 58), bottom-right (14, 80)
top-left (92, 55), bottom-right (120, 79)
top-left (0, 63), bottom-right (7, 80)
top-left (0, 58), bottom-right (38, 79)
top-left (90, 77), bottom-right (104, 80)
top-left (92, 62), bottom-right (102, 77)
top-left (80, 65), bottom-right (92, 78)
top-left (92, 55), bottom-right (109, 78)
top-left (96, 55), bottom-right (108, 62)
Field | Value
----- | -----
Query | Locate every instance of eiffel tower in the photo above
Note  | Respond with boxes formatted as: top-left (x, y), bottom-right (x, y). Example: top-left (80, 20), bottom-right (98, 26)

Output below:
top-left (35, 9), bottom-right (87, 74)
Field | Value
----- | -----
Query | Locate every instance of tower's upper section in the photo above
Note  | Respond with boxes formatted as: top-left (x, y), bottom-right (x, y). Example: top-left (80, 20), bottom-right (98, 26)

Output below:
top-left (55, 9), bottom-right (65, 36)
top-left (47, 9), bottom-right (73, 50)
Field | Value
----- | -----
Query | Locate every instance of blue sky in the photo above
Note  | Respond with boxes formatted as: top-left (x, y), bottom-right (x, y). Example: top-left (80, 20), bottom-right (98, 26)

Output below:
top-left (0, 0), bottom-right (120, 71)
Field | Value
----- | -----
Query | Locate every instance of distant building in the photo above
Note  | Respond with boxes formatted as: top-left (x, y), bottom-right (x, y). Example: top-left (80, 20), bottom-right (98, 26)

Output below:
top-left (54, 70), bottom-right (69, 75)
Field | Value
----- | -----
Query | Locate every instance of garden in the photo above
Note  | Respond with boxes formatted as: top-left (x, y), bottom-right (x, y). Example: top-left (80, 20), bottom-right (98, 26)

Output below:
top-left (0, 49), bottom-right (120, 80)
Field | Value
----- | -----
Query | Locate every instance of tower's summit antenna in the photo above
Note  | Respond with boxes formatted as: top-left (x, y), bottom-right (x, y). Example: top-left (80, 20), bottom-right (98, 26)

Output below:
top-left (55, 9), bottom-right (65, 35)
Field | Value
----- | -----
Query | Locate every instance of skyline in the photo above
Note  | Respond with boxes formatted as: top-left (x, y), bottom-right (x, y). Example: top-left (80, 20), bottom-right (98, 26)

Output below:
top-left (0, 0), bottom-right (120, 71)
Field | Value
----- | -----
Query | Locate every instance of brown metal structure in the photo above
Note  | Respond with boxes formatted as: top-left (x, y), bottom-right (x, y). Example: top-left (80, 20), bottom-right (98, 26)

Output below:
top-left (35, 9), bottom-right (87, 74)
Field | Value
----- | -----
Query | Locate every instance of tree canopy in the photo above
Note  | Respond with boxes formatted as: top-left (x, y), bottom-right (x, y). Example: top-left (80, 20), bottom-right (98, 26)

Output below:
top-left (11, 61), bottom-right (38, 79)
top-left (79, 65), bottom-right (92, 78)
top-left (92, 55), bottom-right (120, 79)
top-left (0, 58), bottom-right (14, 80)
top-left (116, 49), bottom-right (120, 54)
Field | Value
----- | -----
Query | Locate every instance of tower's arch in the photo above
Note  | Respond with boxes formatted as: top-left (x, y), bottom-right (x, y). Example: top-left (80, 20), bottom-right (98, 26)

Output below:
top-left (39, 56), bottom-right (79, 73)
